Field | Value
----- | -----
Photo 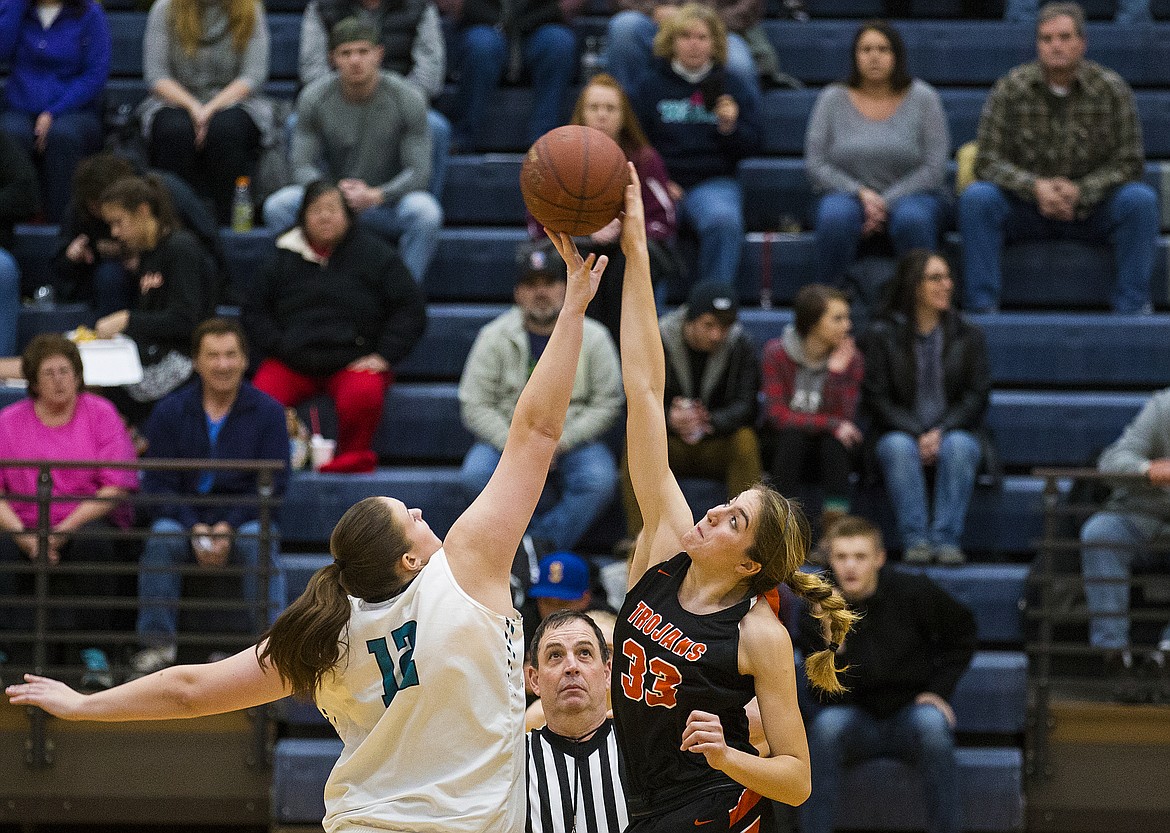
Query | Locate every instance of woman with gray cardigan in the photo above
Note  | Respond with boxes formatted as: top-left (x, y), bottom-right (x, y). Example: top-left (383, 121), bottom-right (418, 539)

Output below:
top-left (805, 20), bottom-right (950, 287)
top-left (137, 0), bottom-right (272, 225)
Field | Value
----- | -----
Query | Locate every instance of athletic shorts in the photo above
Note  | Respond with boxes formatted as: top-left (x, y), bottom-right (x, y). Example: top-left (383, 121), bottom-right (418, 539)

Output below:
top-left (625, 788), bottom-right (776, 833)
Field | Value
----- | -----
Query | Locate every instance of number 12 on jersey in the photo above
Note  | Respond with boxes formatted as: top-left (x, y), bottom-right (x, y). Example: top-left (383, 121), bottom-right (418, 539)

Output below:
top-left (367, 621), bottom-right (420, 706)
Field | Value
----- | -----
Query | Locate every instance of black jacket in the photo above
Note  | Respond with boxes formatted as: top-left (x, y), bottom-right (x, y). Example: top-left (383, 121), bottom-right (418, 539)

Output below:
top-left (53, 170), bottom-right (223, 303)
top-left (660, 307), bottom-right (759, 436)
top-left (142, 378), bottom-right (290, 527)
top-left (861, 309), bottom-right (998, 480)
top-left (797, 567), bottom-right (977, 719)
top-left (245, 227), bottom-right (426, 377)
top-left (124, 229), bottom-right (218, 365)
top-left (0, 131), bottom-right (38, 251)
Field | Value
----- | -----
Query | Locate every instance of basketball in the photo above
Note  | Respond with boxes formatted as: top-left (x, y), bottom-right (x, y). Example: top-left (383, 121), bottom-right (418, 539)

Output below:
top-left (520, 125), bottom-right (630, 236)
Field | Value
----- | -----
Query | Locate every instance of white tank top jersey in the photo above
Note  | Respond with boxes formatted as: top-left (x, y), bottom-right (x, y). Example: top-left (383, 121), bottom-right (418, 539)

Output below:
top-left (314, 548), bottom-right (527, 833)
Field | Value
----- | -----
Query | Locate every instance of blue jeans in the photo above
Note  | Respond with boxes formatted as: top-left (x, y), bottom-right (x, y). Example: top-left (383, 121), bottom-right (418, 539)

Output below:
top-left (136, 518), bottom-right (286, 647)
top-left (604, 11), bottom-right (761, 107)
top-left (815, 191), bottom-right (947, 286)
top-left (1, 109), bottom-right (103, 222)
top-left (0, 248), bottom-right (19, 356)
top-left (680, 177), bottom-right (745, 289)
top-left (263, 185), bottom-right (442, 283)
top-left (1080, 511), bottom-right (1170, 650)
top-left (460, 440), bottom-right (617, 550)
top-left (958, 181), bottom-right (1158, 313)
top-left (802, 703), bottom-right (961, 833)
top-left (1005, 0), bottom-right (1151, 22)
top-left (427, 108), bottom-right (452, 198)
top-left (453, 23), bottom-right (577, 149)
top-left (876, 430), bottom-right (982, 550)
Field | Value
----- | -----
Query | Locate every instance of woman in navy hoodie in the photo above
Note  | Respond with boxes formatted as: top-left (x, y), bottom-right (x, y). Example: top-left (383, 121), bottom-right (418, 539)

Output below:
top-left (0, 0), bottom-right (111, 221)
top-left (632, 2), bottom-right (760, 290)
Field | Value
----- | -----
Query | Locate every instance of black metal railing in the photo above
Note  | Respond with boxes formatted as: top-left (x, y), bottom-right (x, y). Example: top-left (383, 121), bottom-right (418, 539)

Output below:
top-left (0, 457), bottom-right (283, 769)
top-left (1026, 468), bottom-right (1170, 783)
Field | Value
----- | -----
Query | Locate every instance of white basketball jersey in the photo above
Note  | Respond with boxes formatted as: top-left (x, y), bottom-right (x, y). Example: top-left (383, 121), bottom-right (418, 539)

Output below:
top-left (315, 548), bottom-right (527, 833)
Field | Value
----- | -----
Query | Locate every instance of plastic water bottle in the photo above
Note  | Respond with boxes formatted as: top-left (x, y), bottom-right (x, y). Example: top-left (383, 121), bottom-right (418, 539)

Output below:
top-left (580, 35), bottom-right (604, 81)
top-left (231, 176), bottom-right (254, 232)
top-left (31, 284), bottom-right (55, 309)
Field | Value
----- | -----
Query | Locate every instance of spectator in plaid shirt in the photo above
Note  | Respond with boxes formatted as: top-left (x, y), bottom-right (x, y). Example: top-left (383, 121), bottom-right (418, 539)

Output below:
top-left (760, 284), bottom-right (863, 533)
top-left (958, 1), bottom-right (1158, 314)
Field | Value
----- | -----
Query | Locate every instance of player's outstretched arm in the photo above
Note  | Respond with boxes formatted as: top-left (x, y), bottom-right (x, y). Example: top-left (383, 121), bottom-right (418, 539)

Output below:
top-left (5, 645), bottom-right (292, 722)
top-left (444, 234), bottom-right (604, 613)
top-left (618, 163), bottom-right (694, 589)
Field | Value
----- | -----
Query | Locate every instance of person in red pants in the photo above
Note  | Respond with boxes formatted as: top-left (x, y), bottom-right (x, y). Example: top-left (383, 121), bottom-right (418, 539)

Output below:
top-left (245, 180), bottom-right (427, 473)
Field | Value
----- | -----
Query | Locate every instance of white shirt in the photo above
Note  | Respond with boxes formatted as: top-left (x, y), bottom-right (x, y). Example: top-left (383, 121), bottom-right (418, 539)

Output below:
top-left (316, 549), bottom-right (527, 832)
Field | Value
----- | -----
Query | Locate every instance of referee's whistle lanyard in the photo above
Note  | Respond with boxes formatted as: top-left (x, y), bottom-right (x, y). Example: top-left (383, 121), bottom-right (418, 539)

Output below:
top-left (563, 717), bottom-right (607, 832)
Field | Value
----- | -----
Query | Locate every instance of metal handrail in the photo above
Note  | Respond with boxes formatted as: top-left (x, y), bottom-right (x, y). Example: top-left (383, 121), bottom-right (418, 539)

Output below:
top-left (1, 456), bottom-right (282, 770)
top-left (1025, 467), bottom-right (1170, 785)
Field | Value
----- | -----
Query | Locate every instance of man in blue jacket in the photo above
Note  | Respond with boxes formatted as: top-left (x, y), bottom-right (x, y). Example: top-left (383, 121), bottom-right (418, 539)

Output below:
top-left (131, 317), bottom-right (290, 678)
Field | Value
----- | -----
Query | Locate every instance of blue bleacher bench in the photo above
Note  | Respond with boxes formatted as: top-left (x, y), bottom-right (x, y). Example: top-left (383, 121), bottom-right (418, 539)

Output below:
top-left (356, 382), bottom-right (1146, 471)
top-left (986, 390), bottom-right (1146, 469)
top-left (281, 467), bottom-right (465, 542)
top-left (761, 19), bottom-right (1170, 88)
top-left (272, 737), bottom-right (342, 825)
top-left (894, 565), bottom-right (1027, 645)
top-left (682, 474), bottom-right (1051, 557)
top-left (834, 747), bottom-right (1024, 832)
top-left (271, 727), bottom-right (1024, 830)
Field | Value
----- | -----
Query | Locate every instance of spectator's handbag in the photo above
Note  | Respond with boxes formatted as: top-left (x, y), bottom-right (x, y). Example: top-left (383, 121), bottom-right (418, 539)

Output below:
top-left (125, 348), bottom-right (193, 403)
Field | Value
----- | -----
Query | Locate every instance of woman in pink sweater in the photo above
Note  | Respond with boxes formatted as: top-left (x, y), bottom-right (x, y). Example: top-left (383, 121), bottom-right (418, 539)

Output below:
top-left (0, 334), bottom-right (138, 690)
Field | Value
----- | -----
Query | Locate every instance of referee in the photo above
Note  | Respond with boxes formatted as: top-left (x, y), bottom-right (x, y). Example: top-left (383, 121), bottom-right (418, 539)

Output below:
top-left (525, 610), bottom-right (628, 833)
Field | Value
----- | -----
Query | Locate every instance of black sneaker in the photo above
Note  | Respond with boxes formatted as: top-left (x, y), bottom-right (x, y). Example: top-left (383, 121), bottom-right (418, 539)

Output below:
top-left (1142, 650), bottom-right (1168, 704)
top-left (1103, 650), bottom-right (1146, 704)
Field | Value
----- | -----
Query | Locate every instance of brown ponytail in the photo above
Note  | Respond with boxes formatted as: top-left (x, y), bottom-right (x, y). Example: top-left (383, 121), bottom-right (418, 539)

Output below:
top-left (784, 570), bottom-right (857, 695)
top-left (740, 484), bottom-right (858, 695)
top-left (259, 562), bottom-right (351, 697)
top-left (259, 496), bottom-right (412, 697)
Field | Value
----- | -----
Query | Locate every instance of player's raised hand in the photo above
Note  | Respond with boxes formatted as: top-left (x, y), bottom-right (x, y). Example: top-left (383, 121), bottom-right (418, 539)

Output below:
top-left (544, 231), bottom-right (607, 312)
top-left (620, 162), bottom-right (647, 256)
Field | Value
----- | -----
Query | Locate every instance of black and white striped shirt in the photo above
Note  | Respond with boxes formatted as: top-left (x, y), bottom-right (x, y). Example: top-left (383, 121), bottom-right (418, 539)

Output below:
top-left (526, 718), bottom-right (628, 833)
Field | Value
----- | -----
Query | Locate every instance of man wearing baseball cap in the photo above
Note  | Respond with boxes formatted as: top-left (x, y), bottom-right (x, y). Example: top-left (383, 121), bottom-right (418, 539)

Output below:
top-left (619, 279), bottom-right (762, 542)
top-left (459, 240), bottom-right (623, 552)
top-left (521, 551), bottom-right (617, 656)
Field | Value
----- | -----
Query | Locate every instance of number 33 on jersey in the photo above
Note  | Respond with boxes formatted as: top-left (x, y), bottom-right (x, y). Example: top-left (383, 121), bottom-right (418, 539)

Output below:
top-left (620, 600), bottom-right (707, 708)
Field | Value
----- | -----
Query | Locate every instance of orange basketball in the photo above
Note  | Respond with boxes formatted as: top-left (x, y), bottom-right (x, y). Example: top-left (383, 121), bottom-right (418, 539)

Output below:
top-left (520, 125), bottom-right (630, 236)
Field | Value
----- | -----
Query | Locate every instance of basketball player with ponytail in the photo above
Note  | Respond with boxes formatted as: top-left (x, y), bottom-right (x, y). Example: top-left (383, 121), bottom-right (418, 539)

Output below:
top-left (613, 163), bottom-right (856, 833)
top-left (7, 232), bottom-right (608, 833)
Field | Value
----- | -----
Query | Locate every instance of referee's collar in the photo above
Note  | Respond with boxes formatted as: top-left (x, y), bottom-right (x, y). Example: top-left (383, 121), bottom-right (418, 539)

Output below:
top-left (535, 717), bottom-right (614, 756)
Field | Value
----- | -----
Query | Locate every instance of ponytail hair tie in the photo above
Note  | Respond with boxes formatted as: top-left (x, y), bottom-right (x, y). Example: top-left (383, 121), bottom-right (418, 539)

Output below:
top-left (827, 641), bottom-right (840, 653)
